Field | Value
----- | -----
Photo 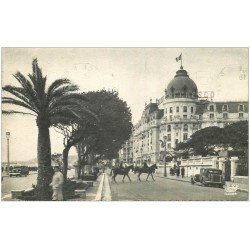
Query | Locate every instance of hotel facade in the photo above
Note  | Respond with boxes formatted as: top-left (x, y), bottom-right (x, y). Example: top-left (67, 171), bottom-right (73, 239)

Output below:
top-left (119, 66), bottom-right (248, 165)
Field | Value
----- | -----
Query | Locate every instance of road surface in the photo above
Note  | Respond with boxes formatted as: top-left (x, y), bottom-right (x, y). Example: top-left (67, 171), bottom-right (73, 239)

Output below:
top-left (109, 171), bottom-right (248, 201)
top-left (1, 173), bottom-right (37, 197)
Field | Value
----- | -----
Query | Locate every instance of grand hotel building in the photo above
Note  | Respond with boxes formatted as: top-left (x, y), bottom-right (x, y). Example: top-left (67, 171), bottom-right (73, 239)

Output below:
top-left (119, 66), bottom-right (248, 165)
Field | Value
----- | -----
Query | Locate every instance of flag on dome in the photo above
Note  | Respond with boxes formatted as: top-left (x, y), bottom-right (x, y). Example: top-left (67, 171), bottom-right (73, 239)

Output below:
top-left (176, 53), bottom-right (182, 62)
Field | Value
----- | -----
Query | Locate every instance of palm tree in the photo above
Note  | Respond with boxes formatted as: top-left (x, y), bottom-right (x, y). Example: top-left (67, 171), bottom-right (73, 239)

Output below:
top-left (2, 58), bottom-right (92, 200)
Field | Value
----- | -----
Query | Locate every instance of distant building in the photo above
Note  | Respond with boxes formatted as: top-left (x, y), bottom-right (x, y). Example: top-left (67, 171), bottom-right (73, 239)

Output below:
top-left (119, 65), bottom-right (248, 165)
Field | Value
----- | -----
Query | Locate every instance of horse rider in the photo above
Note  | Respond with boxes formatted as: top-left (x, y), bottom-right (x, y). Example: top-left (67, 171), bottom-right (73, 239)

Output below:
top-left (143, 160), bottom-right (149, 170)
top-left (119, 161), bottom-right (124, 169)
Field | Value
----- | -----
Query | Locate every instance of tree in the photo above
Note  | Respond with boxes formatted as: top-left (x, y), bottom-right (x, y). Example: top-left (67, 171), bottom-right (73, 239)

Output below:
top-left (224, 121), bottom-right (248, 176)
top-left (76, 89), bottom-right (133, 172)
top-left (176, 126), bottom-right (226, 156)
top-left (2, 59), bottom-right (89, 200)
top-left (176, 121), bottom-right (248, 159)
top-left (54, 114), bottom-right (98, 181)
top-left (223, 120), bottom-right (248, 151)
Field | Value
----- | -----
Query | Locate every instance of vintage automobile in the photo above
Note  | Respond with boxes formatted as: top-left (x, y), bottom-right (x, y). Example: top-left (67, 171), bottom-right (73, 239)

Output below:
top-left (9, 166), bottom-right (29, 177)
top-left (191, 168), bottom-right (225, 188)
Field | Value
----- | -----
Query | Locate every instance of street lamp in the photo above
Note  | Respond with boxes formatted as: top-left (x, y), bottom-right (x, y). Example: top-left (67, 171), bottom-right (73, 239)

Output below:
top-left (140, 147), bottom-right (143, 166)
top-left (6, 132), bottom-right (10, 174)
top-left (160, 136), bottom-right (167, 177)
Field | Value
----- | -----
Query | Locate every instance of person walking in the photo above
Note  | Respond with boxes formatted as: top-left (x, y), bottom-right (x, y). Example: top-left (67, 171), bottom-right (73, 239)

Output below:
top-left (181, 166), bottom-right (185, 178)
top-left (50, 166), bottom-right (64, 201)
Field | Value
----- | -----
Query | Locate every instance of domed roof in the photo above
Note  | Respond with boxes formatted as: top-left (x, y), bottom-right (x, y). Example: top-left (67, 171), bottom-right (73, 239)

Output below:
top-left (165, 67), bottom-right (198, 99)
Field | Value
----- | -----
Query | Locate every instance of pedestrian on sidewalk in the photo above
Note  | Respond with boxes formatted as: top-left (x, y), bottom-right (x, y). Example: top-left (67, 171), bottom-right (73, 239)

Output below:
top-left (176, 161), bottom-right (180, 178)
top-left (50, 166), bottom-right (64, 201)
top-left (181, 166), bottom-right (185, 178)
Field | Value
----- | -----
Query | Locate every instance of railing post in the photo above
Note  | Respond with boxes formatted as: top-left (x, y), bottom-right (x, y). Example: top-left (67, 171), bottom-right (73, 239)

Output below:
top-left (230, 157), bottom-right (239, 181)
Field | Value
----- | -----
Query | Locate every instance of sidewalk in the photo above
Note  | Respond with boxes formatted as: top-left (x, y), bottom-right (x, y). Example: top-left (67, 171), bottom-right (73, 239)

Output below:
top-left (2, 170), bottom-right (105, 201)
top-left (69, 174), bottom-right (103, 201)
top-left (155, 174), bottom-right (249, 193)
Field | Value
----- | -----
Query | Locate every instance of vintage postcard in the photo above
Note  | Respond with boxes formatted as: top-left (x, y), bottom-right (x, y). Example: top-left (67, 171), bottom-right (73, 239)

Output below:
top-left (1, 48), bottom-right (249, 201)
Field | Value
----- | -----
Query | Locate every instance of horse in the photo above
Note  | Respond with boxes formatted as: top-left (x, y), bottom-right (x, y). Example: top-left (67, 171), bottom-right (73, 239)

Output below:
top-left (134, 164), bottom-right (158, 181)
top-left (111, 165), bottom-right (134, 183)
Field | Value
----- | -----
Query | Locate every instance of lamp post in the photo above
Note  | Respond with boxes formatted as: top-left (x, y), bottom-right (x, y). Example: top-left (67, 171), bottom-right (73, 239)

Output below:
top-left (160, 136), bottom-right (167, 177)
top-left (140, 147), bottom-right (143, 166)
top-left (6, 132), bottom-right (10, 175)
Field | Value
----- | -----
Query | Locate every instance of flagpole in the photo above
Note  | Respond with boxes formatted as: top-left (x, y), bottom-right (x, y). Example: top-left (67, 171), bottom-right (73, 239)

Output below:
top-left (181, 53), bottom-right (183, 69)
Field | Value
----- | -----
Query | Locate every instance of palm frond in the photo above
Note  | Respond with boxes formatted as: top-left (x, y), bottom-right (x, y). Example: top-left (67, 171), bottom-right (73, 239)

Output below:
top-left (69, 107), bottom-right (99, 122)
top-left (2, 85), bottom-right (40, 113)
top-left (46, 84), bottom-right (79, 106)
top-left (2, 97), bottom-right (38, 114)
top-left (12, 72), bottom-right (41, 109)
top-left (49, 104), bottom-right (98, 126)
top-left (46, 79), bottom-right (72, 98)
top-left (2, 110), bottom-right (37, 116)
top-left (29, 58), bottom-right (47, 93)
top-left (48, 93), bottom-right (88, 111)
top-left (13, 71), bottom-right (33, 91)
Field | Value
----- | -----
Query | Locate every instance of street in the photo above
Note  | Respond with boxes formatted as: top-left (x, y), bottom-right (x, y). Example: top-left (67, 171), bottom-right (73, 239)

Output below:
top-left (109, 171), bottom-right (248, 201)
top-left (1, 169), bottom-right (248, 201)
top-left (1, 173), bottom-right (37, 197)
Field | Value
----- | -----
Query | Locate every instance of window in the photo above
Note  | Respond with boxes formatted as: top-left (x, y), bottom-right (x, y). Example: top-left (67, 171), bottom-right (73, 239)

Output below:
top-left (176, 107), bottom-right (179, 113)
top-left (222, 104), bottom-right (228, 111)
top-left (169, 115), bottom-right (173, 121)
top-left (191, 107), bottom-right (194, 113)
top-left (170, 107), bottom-right (173, 113)
top-left (167, 134), bottom-right (171, 141)
top-left (223, 113), bottom-right (228, 119)
top-left (167, 125), bottom-right (171, 132)
top-left (239, 104), bottom-right (244, 112)
top-left (183, 133), bottom-right (188, 141)
top-left (210, 113), bottom-right (214, 119)
top-left (239, 113), bottom-right (244, 119)
top-left (183, 115), bottom-right (187, 120)
top-left (167, 143), bottom-right (171, 149)
top-left (183, 124), bottom-right (188, 131)
top-left (183, 106), bottom-right (187, 112)
top-left (209, 105), bottom-right (214, 111)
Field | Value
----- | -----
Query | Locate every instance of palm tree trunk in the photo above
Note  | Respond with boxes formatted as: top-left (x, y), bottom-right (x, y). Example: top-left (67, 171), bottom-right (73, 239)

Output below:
top-left (36, 125), bottom-right (53, 200)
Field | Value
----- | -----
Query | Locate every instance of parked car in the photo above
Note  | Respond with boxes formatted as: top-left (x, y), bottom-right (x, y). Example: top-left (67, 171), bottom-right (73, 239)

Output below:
top-left (28, 166), bottom-right (38, 172)
top-left (9, 166), bottom-right (29, 177)
top-left (191, 168), bottom-right (225, 188)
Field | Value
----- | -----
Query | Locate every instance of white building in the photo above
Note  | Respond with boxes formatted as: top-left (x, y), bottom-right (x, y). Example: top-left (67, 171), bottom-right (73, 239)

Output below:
top-left (119, 66), bottom-right (248, 165)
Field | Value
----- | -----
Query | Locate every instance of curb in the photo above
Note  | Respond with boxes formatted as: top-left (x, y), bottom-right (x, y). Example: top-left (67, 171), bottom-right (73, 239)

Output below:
top-left (94, 173), bottom-right (112, 201)
top-left (236, 188), bottom-right (248, 193)
top-left (156, 175), bottom-right (190, 183)
top-left (156, 175), bottom-right (249, 193)
top-left (94, 174), bottom-right (105, 201)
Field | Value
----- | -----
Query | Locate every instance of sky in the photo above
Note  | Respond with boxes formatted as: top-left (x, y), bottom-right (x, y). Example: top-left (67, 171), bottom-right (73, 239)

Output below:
top-left (1, 48), bottom-right (248, 162)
